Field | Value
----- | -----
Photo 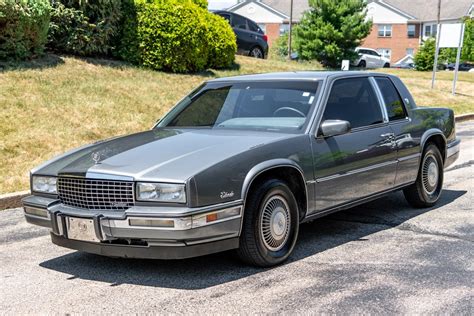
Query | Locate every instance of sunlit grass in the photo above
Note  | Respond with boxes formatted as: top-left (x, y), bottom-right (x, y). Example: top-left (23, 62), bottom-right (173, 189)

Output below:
top-left (0, 55), bottom-right (472, 193)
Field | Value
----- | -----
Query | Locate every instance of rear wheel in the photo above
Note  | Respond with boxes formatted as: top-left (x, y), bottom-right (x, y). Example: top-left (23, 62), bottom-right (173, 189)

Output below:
top-left (249, 46), bottom-right (264, 59)
top-left (237, 179), bottom-right (299, 267)
top-left (404, 144), bottom-right (444, 208)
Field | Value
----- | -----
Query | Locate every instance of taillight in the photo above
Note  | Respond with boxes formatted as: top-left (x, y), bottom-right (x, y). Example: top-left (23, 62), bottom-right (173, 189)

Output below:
top-left (263, 34), bottom-right (268, 42)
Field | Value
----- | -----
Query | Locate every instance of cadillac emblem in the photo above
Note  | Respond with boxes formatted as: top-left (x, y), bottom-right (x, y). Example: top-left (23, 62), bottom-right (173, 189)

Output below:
top-left (91, 152), bottom-right (101, 164)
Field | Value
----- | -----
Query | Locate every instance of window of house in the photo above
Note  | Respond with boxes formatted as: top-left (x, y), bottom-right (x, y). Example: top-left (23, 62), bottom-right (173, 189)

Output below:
top-left (375, 77), bottom-right (407, 121)
top-left (322, 78), bottom-right (383, 129)
top-left (378, 24), bottom-right (392, 37)
top-left (407, 24), bottom-right (416, 37)
top-left (377, 48), bottom-right (391, 60)
top-left (406, 48), bottom-right (414, 56)
top-left (424, 24), bottom-right (437, 37)
top-left (280, 23), bottom-right (290, 35)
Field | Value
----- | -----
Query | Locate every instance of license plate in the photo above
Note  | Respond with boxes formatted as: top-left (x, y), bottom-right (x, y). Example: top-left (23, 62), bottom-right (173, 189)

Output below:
top-left (67, 217), bottom-right (100, 242)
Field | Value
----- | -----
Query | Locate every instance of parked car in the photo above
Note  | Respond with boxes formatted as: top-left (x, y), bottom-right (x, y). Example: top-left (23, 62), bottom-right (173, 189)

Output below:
top-left (23, 72), bottom-right (460, 267)
top-left (393, 63), bottom-right (415, 70)
top-left (213, 10), bottom-right (269, 59)
top-left (445, 62), bottom-right (474, 71)
top-left (353, 47), bottom-right (391, 68)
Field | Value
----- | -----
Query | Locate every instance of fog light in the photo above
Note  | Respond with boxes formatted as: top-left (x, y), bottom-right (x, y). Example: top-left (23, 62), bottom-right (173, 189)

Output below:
top-left (24, 206), bottom-right (48, 218)
top-left (192, 206), bottom-right (242, 228)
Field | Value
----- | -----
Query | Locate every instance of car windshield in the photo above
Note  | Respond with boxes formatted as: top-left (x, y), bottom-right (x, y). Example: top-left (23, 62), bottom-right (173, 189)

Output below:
top-left (157, 81), bottom-right (320, 133)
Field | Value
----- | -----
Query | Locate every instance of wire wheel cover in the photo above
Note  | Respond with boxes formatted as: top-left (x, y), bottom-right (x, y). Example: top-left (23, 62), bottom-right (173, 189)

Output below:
top-left (422, 153), bottom-right (439, 194)
top-left (260, 195), bottom-right (291, 251)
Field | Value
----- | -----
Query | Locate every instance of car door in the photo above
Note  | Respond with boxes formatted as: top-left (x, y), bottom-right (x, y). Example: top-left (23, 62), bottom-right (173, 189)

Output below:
top-left (310, 76), bottom-right (398, 212)
top-left (231, 14), bottom-right (252, 53)
top-left (374, 76), bottom-right (419, 186)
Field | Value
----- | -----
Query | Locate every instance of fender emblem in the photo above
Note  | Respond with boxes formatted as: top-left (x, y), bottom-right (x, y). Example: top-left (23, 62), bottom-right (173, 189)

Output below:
top-left (220, 191), bottom-right (235, 199)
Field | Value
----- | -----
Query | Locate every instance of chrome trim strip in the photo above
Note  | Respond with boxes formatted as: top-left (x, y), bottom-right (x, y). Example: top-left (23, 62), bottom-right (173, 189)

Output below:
top-left (369, 76), bottom-right (389, 123)
top-left (316, 160), bottom-right (398, 183)
top-left (84, 172), bottom-right (134, 181)
top-left (398, 153), bottom-right (421, 162)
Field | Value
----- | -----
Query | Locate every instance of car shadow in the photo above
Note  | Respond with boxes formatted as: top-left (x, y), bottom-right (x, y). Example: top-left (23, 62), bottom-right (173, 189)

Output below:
top-left (39, 189), bottom-right (466, 290)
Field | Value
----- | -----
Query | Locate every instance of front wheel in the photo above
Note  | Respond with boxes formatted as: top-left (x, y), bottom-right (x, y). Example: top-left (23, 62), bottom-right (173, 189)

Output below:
top-left (383, 62), bottom-right (390, 68)
top-left (237, 179), bottom-right (299, 267)
top-left (403, 144), bottom-right (444, 208)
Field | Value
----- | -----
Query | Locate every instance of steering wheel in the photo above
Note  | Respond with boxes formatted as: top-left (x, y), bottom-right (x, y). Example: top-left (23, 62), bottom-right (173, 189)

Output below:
top-left (273, 107), bottom-right (306, 118)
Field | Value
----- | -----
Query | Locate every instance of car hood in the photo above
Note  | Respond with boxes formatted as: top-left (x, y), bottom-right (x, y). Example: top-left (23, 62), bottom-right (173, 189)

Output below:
top-left (34, 128), bottom-right (295, 182)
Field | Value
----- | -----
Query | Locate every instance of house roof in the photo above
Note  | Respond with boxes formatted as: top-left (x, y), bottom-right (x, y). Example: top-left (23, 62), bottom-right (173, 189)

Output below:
top-left (371, 0), bottom-right (473, 22)
top-left (228, 0), bottom-right (310, 21)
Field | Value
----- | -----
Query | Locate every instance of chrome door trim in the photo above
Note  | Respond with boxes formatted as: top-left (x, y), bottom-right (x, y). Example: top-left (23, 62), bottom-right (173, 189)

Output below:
top-left (316, 160), bottom-right (398, 183)
top-left (398, 153), bottom-right (421, 162)
top-left (369, 76), bottom-right (389, 123)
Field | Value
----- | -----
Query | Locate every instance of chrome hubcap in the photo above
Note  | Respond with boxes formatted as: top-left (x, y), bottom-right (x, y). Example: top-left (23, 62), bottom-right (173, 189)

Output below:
top-left (260, 195), bottom-right (291, 251)
top-left (422, 154), bottom-right (439, 194)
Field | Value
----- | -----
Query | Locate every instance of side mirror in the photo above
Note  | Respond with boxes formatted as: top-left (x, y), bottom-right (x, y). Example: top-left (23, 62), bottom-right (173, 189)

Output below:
top-left (318, 120), bottom-right (351, 137)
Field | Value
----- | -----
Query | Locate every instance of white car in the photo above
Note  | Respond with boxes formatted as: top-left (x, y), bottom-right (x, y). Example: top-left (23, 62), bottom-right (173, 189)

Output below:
top-left (354, 47), bottom-right (390, 69)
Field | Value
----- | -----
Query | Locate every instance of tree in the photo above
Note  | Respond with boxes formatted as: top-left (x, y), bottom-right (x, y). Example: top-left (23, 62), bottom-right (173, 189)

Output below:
top-left (461, 17), bottom-right (474, 62)
top-left (294, 0), bottom-right (372, 68)
top-left (414, 38), bottom-right (436, 71)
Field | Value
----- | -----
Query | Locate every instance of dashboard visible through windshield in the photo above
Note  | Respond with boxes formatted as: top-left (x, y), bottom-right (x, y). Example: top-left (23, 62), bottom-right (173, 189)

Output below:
top-left (157, 81), bottom-right (321, 133)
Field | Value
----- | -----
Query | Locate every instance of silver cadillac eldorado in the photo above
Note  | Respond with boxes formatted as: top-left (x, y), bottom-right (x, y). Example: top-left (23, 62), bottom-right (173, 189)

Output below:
top-left (23, 72), bottom-right (460, 267)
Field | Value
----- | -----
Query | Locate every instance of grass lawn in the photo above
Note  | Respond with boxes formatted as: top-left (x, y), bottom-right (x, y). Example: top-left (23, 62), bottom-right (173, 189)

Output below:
top-left (1, 54), bottom-right (473, 194)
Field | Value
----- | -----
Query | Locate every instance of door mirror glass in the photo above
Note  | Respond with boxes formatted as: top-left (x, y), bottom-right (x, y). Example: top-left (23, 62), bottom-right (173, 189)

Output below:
top-left (319, 120), bottom-right (351, 137)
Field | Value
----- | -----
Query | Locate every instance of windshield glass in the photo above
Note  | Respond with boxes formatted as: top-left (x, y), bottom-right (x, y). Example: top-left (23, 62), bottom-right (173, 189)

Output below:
top-left (157, 81), bottom-right (320, 133)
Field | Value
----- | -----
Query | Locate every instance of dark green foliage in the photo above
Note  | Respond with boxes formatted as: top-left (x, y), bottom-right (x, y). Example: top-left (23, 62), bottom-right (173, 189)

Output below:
top-left (461, 17), bottom-right (473, 62)
top-left (48, 0), bottom-right (124, 57)
top-left (414, 38), bottom-right (436, 71)
top-left (120, 0), bottom-right (236, 73)
top-left (294, 0), bottom-right (372, 68)
top-left (0, 0), bottom-right (51, 60)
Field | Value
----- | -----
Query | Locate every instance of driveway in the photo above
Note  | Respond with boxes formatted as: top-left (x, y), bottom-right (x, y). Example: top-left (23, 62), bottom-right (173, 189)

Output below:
top-left (1, 122), bottom-right (473, 314)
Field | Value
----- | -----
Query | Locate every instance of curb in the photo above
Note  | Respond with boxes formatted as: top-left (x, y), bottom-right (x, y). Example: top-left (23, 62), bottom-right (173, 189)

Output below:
top-left (455, 113), bottom-right (474, 123)
top-left (0, 191), bottom-right (29, 211)
top-left (1, 114), bottom-right (473, 210)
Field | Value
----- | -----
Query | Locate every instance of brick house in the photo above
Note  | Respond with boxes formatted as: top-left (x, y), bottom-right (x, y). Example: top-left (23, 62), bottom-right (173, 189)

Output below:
top-left (227, 0), bottom-right (309, 46)
top-left (222, 0), bottom-right (473, 64)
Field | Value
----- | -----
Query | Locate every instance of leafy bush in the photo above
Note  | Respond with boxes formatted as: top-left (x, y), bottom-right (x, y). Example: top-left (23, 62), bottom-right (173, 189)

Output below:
top-left (48, 0), bottom-right (124, 57)
top-left (0, 0), bottom-right (51, 60)
top-left (295, 0), bottom-right (372, 67)
top-left (414, 38), bottom-right (436, 71)
top-left (120, 0), bottom-right (236, 73)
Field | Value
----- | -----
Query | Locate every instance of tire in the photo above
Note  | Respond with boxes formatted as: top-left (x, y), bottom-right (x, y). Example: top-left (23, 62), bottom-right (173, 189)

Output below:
top-left (383, 62), bottom-right (390, 68)
top-left (237, 179), bottom-right (299, 267)
top-left (403, 143), bottom-right (444, 208)
top-left (249, 46), bottom-right (264, 59)
top-left (358, 60), bottom-right (366, 68)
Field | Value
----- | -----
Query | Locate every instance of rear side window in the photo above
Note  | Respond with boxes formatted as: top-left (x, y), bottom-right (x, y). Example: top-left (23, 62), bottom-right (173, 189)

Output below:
top-left (248, 21), bottom-right (261, 33)
top-left (232, 15), bottom-right (247, 30)
top-left (323, 77), bottom-right (383, 129)
top-left (375, 77), bottom-right (407, 121)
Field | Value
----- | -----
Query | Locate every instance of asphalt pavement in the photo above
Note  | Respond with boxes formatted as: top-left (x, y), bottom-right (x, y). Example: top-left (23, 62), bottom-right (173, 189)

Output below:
top-left (1, 122), bottom-right (473, 314)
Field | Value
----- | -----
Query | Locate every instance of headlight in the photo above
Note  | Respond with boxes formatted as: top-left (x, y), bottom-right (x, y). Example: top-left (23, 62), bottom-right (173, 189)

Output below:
top-left (136, 182), bottom-right (186, 203)
top-left (32, 176), bottom-right (57, 194)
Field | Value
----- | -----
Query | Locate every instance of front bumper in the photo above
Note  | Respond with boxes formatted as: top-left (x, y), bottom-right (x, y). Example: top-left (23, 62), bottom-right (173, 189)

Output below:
top-left (22, 195), bottom-right (242, 259)
top-left (445, 138), bottom-right (461, 168)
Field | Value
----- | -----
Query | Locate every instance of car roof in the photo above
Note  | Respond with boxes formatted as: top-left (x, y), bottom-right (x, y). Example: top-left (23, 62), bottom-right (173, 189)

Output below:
top-left (208, 71), bottom-right (385, 83)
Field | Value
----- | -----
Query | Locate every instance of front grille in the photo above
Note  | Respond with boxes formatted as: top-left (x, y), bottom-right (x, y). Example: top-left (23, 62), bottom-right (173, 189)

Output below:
top-left (57, 177), bottom-right (134, 210)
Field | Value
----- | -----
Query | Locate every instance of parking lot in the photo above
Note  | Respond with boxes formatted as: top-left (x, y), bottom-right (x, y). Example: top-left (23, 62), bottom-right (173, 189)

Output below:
top-left (0, 121), bottom-right (472, 314)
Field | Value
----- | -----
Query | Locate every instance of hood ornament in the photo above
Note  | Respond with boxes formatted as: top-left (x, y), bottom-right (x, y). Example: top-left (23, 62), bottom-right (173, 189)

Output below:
top-left (91, 152), bottom-right (101, 164)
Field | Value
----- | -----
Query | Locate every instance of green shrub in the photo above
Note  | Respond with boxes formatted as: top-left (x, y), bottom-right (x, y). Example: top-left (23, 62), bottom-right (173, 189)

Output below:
top-left (48, 0), bottom-right (124, 57)
top-left (120, 0), bottom-right (236, 73)
top-left (414, 38), bottom-right (436, 71)
top-left (206, 13), bottom-right (236, 69)
top-left (0, 0), bottom-right (51, 60)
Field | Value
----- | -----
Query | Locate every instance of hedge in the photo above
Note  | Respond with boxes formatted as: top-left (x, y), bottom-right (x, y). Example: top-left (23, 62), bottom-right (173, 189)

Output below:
top-left (119, 0), bottom-right (236, 73)
top-left (0, 0), bottom-right (51, 60)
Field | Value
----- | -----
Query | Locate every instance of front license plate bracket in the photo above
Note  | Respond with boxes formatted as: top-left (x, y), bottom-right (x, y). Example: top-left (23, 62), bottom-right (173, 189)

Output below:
top-left (67, 217), bottom-right (100, 243)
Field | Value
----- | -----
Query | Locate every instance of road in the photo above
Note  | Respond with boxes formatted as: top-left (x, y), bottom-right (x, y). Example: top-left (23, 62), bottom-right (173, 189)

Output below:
top-left (1, 122), bottom-right (473, 314)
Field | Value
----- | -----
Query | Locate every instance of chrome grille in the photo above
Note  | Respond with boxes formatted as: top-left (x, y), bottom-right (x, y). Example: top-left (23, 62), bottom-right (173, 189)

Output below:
top-left (57, 177), bottom-right (134, 210)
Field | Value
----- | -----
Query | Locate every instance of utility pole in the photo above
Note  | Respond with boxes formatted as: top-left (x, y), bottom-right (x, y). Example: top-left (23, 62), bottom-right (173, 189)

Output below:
top-left (288, 0), bottom-right (294, 60)
top-left (431, 0), bottom-right (442, 88)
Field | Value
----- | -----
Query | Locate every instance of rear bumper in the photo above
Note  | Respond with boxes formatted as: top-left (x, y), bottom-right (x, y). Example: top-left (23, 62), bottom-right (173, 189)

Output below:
top-left (445, 138), bottom-right (461, 168)
top-left (23, 195), bottom-right (242, 259)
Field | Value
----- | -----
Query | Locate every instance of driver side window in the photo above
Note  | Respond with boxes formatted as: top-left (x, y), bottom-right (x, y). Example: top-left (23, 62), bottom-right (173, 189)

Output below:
top-left (322, 78), bottom-right (383, 129)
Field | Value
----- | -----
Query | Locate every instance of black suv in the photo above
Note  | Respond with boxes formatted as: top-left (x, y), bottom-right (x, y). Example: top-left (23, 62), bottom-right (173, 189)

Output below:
top-left (214, 10), bottom-right (269, 59)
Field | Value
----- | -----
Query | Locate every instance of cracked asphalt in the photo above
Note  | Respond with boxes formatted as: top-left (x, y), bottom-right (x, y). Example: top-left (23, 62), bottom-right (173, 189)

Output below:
top-left (1, 122), bottom-right (473, 314)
